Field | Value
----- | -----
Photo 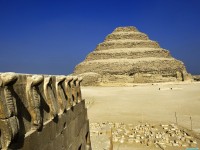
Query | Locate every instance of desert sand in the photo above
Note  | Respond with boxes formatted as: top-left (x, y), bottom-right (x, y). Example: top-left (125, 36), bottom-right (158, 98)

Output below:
top-left (82, 82), bottom-right (200, 149)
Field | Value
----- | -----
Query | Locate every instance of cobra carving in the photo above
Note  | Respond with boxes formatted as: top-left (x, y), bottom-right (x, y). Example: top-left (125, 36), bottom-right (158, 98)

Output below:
top-left (43, 76), bottom-right (58, 119)
top-left (55, 76), bottom-right (66, 113)
top-left (70, 76), bottom-right (78, 105)
top-left (76, 77), bottom-right (83, 103)
top-left (64, 76), bottom-right (73, 110)
top-left (0, 72), bottom-right (19, 149)
top-left (26, 75), bottom-right (44, 130)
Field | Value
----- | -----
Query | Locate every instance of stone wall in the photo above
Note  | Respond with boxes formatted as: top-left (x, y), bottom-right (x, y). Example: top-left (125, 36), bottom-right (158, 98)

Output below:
top-left (0, 72), bottom-right (91, 150)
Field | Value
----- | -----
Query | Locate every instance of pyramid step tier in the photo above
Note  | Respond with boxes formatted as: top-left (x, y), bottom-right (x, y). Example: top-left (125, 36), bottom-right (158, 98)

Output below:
top-left (86, 48), bottom-right (171, 61)
top-left (75, 58), bottom-right (185, 75)
top-left (105, 32), bottom-right (149, 41)
top-left (113, 26), bottom-right (138, 32)
top-left (95, 40), bottom-right (160, 51)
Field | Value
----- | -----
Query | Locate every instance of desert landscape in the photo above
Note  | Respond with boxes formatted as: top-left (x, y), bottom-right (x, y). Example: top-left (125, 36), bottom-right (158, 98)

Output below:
top-left (1, 1), bottom-right (200, 149)
top-left (82, 82), bottom-right (200, 149)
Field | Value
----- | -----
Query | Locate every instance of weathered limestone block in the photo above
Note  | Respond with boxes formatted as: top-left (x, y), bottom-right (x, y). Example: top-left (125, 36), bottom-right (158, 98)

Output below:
top-left (193, 75), bottom-right (200, 81)
top-left (75, 59), bottom-right (185, 76)
top-left (114, 26), bottom-right (138, 32)
top-left (86, 48), bottom-right (171, 61)
top-left (176, 71), bottom-right (183, 81)
top-left (76, 72), bottom-right (101, 86)
top-left (26, 75), bottom-right (44, 130)
top-left (105, 32), bottom-right (149, 41)
top-left (95, 40), bottom-right (160, 51)
top-left (182, 69), bottom-right (193, 81)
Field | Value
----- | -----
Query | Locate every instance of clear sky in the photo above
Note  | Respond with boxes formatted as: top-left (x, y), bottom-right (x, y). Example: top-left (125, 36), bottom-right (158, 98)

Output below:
top-left (0, 0), bottom-right (200, 75)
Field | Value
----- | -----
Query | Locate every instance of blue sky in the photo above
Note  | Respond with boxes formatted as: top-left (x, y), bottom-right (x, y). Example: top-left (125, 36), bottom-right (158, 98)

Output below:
top-left (0, 0), bottom-right (200, 75)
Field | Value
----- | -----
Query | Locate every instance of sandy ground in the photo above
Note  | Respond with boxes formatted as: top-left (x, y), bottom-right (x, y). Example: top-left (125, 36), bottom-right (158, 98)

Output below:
top-left (82, 82), bottom-right (200, 149)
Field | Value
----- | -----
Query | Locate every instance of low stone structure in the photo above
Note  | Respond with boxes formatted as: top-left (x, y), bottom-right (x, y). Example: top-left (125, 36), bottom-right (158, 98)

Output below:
top-left (193, 75), bottom-right (200, 81)
top-left (90, 122), bottom-right (199, 149)
top-left (74, 26), bottom-right (193, 85)
top-left (0, 72), bottom-right (91, 150)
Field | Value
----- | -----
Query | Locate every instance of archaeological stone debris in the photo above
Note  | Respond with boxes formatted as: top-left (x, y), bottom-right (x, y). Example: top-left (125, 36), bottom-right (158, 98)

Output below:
top-left (0, 72), bottom-right (91, 150)
top-left (193, 75), bottom-right (200, 81)
top-left (73, 26), bottom-right (193, 85)
top-left (90, 122), bottom-right (199, 150)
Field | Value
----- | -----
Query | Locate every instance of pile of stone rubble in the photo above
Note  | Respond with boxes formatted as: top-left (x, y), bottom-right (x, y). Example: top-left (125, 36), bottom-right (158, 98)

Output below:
top-left (90, 122), bottom-right (198, 149)
top-left (90, 122), bottom-right (113, 150)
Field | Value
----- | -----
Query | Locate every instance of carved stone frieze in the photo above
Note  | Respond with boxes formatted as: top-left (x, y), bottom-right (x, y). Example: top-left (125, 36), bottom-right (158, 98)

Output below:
top-left (0, 72), bottom-right (86, 149)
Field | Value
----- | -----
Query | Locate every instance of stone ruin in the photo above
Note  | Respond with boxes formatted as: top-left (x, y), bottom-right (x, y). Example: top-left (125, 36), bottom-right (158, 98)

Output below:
top-left (90, 122), bottom-right (199, 149)
top-left (193, 75), bottom-right (200, 81)
top-left (73, 26), bottom-right (193, 85)
top-left (0, 72), bottom-right (91, 150)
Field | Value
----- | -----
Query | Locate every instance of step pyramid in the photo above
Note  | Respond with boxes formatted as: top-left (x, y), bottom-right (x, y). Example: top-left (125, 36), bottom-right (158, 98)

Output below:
top-left (73, 26), bottom-right (192, 85)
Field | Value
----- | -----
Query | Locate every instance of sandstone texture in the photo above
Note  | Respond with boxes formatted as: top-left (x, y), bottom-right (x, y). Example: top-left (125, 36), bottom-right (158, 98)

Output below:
top-left (73, 26), bottom-right (192, 85)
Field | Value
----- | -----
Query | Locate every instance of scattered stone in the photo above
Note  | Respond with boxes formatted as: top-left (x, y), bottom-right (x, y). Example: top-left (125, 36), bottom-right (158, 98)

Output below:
top-left (193, 75), bottom-right (200, 81)
top-left (90, 122), bottom-right (199, 149)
